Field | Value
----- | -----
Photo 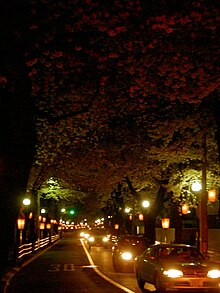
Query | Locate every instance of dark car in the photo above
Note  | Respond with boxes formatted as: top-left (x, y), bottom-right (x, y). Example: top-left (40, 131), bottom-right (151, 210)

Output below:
top-left (86, 228), bottom-right (111, 250)
top-left (134, 243), bottom-right (220, 292)
top-left (112, 235), bottom-right (150, 272)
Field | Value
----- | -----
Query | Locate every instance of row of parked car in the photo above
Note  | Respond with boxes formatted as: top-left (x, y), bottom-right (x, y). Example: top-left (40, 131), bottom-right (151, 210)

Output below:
top-left (80, 227), bottom-right (220, 292)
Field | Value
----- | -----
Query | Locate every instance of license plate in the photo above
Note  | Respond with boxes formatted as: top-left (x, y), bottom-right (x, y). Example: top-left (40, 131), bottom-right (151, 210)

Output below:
top-left (190, 279), bottom-right (199, 286)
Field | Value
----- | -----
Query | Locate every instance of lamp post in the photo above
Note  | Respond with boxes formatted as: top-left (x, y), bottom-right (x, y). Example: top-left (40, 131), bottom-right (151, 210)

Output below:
top-left (142, 200), bottom-right (150, 236)
top-left (191, 134), bottom-right (208, 254)
top-left (200, 134), bottom-right (208, 254)
top-left (37, 193), bottom-right (40, 241)
top-left (22, 197), bottom-right (32, 243)
top-left (17, 218), bottom-right (25, 245)
top-left (192, 181), bottom-right (202, 250)
top-left (161, 218), bottom-right (170, 243)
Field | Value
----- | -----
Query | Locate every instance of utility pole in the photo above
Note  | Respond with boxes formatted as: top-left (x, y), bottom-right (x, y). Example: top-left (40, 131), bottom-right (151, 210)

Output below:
top-left (200, 134), bottom-right (208, 254)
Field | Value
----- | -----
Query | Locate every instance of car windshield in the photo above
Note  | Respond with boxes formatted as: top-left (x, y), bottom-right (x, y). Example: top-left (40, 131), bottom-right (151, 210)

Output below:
top-left (119, 236), bottom-right (148, 248)
top-left (90, 229), bottom-right (109, 235)
top-left (158, 246), bottom-right (204, 260)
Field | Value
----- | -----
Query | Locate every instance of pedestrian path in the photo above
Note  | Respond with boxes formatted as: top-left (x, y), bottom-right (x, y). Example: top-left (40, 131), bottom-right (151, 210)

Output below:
top-left (208, 250), bottom-right (220, 263)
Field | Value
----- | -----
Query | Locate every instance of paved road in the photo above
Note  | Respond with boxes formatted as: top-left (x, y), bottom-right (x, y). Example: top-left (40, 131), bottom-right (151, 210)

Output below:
top-left (86, 240), bottom-right (155, 292)
top-left (4, 232), bottom-right (129, 293)
top-left (4, 231), bottom-right (220, 293)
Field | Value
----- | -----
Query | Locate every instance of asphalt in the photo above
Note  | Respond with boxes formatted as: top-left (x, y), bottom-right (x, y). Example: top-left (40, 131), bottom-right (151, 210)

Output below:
top-left (1, 244), bottom-right (220, 293)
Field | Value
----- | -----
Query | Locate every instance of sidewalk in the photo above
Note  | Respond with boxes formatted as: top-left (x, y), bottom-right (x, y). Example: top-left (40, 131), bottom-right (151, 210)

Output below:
top-left (208, 250), bottom-right (220, 263)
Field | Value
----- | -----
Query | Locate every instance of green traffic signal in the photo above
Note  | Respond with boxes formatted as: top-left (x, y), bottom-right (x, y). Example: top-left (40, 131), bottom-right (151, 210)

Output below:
top-left (69, 209), bottom-right (75, 215)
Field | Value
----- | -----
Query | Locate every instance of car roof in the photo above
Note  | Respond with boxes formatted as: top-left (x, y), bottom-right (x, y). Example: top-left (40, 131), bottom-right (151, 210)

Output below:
top-left (89, 228), bottom-right (109, 234)
top-left (151, 243), bottom-right (195, 249)
top-left (120, 234), bottom-right (146, 239)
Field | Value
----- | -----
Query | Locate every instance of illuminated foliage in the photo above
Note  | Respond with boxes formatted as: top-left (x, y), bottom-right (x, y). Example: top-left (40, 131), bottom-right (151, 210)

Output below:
top-left (22, 0), bottom-right (219, 202)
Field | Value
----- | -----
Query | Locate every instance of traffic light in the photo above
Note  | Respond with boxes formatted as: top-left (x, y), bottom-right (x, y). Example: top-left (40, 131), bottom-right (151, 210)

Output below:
top-left (69, 209), bottom-right (75, 215)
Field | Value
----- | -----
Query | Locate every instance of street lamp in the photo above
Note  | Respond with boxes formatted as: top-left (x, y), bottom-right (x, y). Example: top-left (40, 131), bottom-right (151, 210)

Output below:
top-left (23, 198), bottom-right (31, 206)
top-left (182, 203), bottom-right (189, 215)
top-left (142, 200), bottom-right (150, 208)
top-left (191, 180), bottom-right (208, 254)
top-left (125, 207), bottom-right (130, 214)
top-left (161, 218), bottom-right (170, 243)
top-left (41, 208), bottom-right (46, 214)
top-left (142, 200), bottom-right (150, 236)
top-left (161, 218), bottom-right (170, 229)
top-left (208, 190), bottom-right (217, 202)
top-left (17, 218), bottom-right (25, 245)
top-left (192, 182), bottom-right (202, 192)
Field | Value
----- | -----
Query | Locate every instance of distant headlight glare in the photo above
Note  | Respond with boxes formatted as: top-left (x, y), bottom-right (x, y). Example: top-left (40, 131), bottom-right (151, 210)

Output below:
top-left (103, 237), bottom-right (109, 242)
top-left (207, 270), bottom-right (220, 278)
top-left (163, 269), bottom-right (183, 278)
top-left (121, 252), bottom-right (132, 260)
top-left (88, 236), bottom-right (94, 242)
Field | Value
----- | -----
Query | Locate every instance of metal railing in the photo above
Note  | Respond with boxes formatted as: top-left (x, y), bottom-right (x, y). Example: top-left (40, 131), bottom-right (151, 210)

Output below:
top-left (17, 234), bottom-right (60, 259)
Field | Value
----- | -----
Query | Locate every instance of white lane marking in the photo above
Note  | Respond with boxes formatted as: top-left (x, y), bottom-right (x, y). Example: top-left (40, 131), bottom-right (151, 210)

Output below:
top-left (80, 239), bottom-right (135, 293)
top-left (64, 264), bottom-right (75, 271)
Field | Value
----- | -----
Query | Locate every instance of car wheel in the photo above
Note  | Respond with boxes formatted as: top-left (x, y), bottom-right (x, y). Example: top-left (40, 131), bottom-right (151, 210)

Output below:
top-left (137, 272), bottom-right (145, 290)
top-left (113, 257), bottom-right (120, 271)
top-left (154, 273), bottom-right (165, 293)
top-left (112, 257), bottom-right (117, 270)
top-left (113, 255), bottom-right (124, 272)
top-left (112, 255), bottom-right (118, 270)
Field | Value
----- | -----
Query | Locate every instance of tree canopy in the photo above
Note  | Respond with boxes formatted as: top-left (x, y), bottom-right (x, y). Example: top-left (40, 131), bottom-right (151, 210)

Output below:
top-left (1, 0), bottom-right (219, 213)
top-left (0, 0), bottom-right (219, 272)
top-left (24, 0), bottom-right (219, 199)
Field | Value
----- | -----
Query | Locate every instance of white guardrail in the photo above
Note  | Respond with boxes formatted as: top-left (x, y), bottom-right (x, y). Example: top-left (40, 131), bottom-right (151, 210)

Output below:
top-left (17, 234), bottom-right (60, 259)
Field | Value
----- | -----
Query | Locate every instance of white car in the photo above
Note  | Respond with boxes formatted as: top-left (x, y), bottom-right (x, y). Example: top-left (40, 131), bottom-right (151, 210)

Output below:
top-left (135, 243), bottom-right (220, 292)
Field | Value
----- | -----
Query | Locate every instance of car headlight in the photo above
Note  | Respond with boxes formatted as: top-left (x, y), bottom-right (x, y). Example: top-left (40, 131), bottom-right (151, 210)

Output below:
top-left (84, 233), bottom-right (90, 239)
top-left (121, 252), bottom-right (133, 260)
top-left (80, 232), bottom-right (85, 237)
top-left (163, 269), bottom-right (183, 278)
top-left (88, 236), bottom-right (94, 242)
top-left (103, 237), bottom-right (109, 242)
top-left (207, 270), bottom-right (220, 278)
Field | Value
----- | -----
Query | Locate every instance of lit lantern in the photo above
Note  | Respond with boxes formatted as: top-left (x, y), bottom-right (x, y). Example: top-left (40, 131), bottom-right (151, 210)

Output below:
top-left (17, 218), bottom-right (25, 230)
top-left (17, 218), bottom-right (25, 245)
top-left (161, 218), bottom-right (170, 229)
top-left (182, 203), bottom-right (189, 215)
top-left (46, 223), bottom-right (51, 229)
top-left (139, 213), bottom-right (144, 221)
top-left (42, 217), bottom-right (46, 222)
top-left (114, 223), bottom-right (119, 230)
top-left (129, 214), bottom-right (132, 220)
top-left (39, 223), bottom-right (45, 230)
top-left (208, 190), bottom-right (216, 202)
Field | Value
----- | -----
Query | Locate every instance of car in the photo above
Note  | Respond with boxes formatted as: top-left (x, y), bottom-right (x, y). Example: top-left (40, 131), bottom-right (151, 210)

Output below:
top-left (134, 243), bottom-right (220, 292)
top-left (86, 228), bottom-right (111, 250)
top-left (112, 234), bottom-right (150, 272)
top-left (79, 229), bottom-right (90, 240)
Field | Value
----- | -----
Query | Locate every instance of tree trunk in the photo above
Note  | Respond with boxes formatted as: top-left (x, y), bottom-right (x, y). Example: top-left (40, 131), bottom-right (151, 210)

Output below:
top-left (214, 98), bottom-right (220, 163)
top-left (0, 51), bottom-right (35, 277)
